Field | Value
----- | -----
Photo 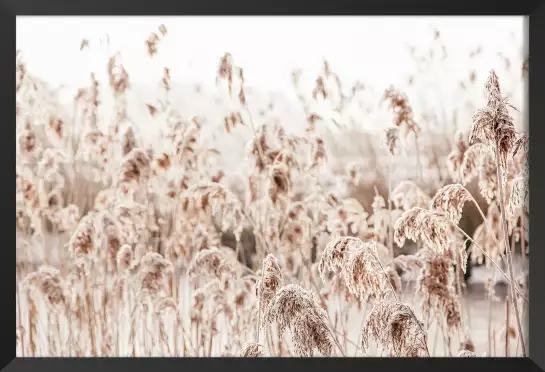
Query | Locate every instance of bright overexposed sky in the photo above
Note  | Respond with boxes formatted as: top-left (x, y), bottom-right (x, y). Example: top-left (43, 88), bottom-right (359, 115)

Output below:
top-left (16, 16), bottom-right (528, 174)
top-left (16, 16), bottom-right (526, 93)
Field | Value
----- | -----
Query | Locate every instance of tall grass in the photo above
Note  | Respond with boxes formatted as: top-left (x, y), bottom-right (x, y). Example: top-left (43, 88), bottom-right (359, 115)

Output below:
top-left (15, 25), bottom-right (528, 357)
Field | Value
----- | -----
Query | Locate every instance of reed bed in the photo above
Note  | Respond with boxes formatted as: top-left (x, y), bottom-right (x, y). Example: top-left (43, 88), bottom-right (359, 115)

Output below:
top-left (16, 25), bottom-right (528, 357)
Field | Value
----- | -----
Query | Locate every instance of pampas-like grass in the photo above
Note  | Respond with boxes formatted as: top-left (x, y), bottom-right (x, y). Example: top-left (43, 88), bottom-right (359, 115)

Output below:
top-left (394, 208), bottom-right (451, 253)
top-left (318, 236), bottom-right (359, 281)
top-left (187, 248), bottom-right (236, 289)
top-left (239, 342), bottom-right (269, 357)
top-left (361, 300), bottom-right (429, 357)
top-left (431, 184), bottom-right (471, 224)
top-left (22, 266), bottom-right (68, 312)
top-left (67, 212), bottom-right (97, 263)
top-left (470, 70), bottom-right (517, 169)
top-left (342, 239), bottom-right (395, 299)
top-left (262, 284), bottom-right (336, 356)
top-left (137, 252), bottom-right (174, 299)
top-left (255, 254), bottom-right (283, 316)
top-left (290, 309), bottom-right (333, 357)
top-left (416, 249), bottom-right (461, 332)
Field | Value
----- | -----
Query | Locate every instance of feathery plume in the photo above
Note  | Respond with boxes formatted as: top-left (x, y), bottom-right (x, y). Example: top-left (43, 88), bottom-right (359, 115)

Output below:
top-left (361, 300), bottom-right (428, 357)
top-left (394, 208), bottom-right (451, 253)
top-left (431, 184), bottom-right (472, 224)
top-left (255, 254), bottom-right (283, 315)
top-left (263, 284), bottom-right (333, 356)
top-left (469, 70), bottom-right (517, 169)
top-left (22, 266), bottom-right (67, 312)
top-left (239, 342), bottom-right (269, 357)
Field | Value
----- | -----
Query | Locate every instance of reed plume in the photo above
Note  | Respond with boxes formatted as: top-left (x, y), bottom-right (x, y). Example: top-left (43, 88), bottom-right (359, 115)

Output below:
top-left (394, 208), bottom-right (451, 253)
top-left (361, 300), bottom-right (429, 357)
top-left (239, 342), bottom-right (269, 357)
top-left (431, 184), bottom-right (471, 224)
top-left (262, 284), bottom-right (335, 357)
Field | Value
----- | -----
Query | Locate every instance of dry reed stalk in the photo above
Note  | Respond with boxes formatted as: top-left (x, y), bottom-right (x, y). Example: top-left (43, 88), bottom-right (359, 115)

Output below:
top-left (505, 295), bottom-right (510, 357)
top-left (493, 329), bottom-right (497, 356)
top-left (382, 87), bottom-right (423, 179)
top-left (27, 293), bottom-right (37, 356)
top-left (486, 276), bottom-right (494, 356)
top-left (388, 153), bottom-right (394, 259)
top-left (16, 287), bottom-right (26, 357)
top-left (154, 296), bottom-right (177, 356)
top-left (470, 70), bottom-right (526, 356)
top-left (255, 254), bottom-right (283, 342)
top-left (22, 265), bottom-right (70, 356)
top-left (83, 273), bottom-right (97, 356)
top-left (495, 155), bottom-right (526, 354)
top-left (354, 305), bottom-right (370, 356)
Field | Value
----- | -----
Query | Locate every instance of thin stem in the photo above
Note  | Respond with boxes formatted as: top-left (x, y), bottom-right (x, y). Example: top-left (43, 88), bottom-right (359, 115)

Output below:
top-left (243, 104), bottom-right (268, 266)
top-left (255, 266), bottom-right (265, 343)
top-left (487, 274), bottom-right (495, 356)
top-left (493, 329), bottom-right (497, 356)
top-left (494, 153), bottom-right (526, 356)
top-left (432, 317), bottom-right (439, 355)
top-left (326, 321), bottom-right (347, 357)
top-left (466, 192), bottom-right (507, 266)
top-left (243, 105), bottom-right (267, 172)
top-left (520, 215), bottom-right (527, 272)
top-left (450, 222), bottom-right (527, 303)
top-left (354, 306), bottom-right (368, 356)
top-left (454, 252), bottom-right (468, 333)
top-left (414, 135), bottom-right (424, 184)
top-left (330, 327), bottom-right (362, 354)
top-left (505, 294), bottom-right (510, 357)
top-left (515, 297), bottom-right (527, 356)
top-left (388, 153), bottom-right (394, 259)
top-left (17, 287), bottom-right (25, 357)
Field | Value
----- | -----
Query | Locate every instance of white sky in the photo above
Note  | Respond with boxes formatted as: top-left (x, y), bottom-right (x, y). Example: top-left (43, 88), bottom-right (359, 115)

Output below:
top-left (16, 16), bottom-right (526, 93)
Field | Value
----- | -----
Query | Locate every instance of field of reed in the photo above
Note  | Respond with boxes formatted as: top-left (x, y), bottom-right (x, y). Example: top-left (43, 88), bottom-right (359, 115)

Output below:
top-left (16, 23), bottom-right (529, 357)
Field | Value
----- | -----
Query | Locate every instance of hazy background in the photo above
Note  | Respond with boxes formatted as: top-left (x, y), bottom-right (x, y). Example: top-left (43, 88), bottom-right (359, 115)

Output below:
top-left (16, 16), bottom-right (526, 91)
top-left (16, 16), bottom-right (527, 167)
